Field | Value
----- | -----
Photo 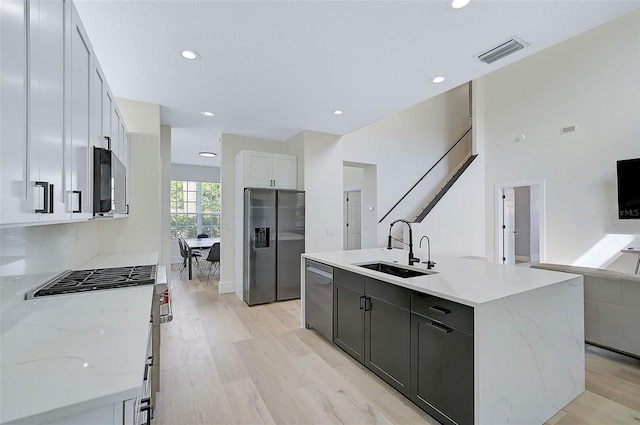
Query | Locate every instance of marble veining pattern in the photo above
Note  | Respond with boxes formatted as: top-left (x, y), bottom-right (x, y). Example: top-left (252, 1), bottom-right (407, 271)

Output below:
top-left (0, 286), bottom-right (153, 425)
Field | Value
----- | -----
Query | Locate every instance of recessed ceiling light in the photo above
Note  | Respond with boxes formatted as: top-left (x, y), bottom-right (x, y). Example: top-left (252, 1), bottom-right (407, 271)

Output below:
top-left (432, 76), bottom-right (446, 84)
top-left (199, 152), bottom-right (217, 158)
top-left (200, 111), bottom-right (215, 117)
top-left (181, 49), bottom-right (200, 61)
top-left (451, 0), bottom-right (471, 9)
top-left (333, 110), bottom-right (343, 115)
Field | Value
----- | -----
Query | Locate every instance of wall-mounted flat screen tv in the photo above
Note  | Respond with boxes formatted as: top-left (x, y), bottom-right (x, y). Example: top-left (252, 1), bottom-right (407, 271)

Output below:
top-left (617, 157), bottom-right (640, 219)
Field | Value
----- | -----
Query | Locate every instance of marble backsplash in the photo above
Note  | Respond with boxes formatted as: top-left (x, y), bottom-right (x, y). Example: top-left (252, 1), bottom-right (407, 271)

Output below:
top-left (0, 221), bottom-right (98, 278)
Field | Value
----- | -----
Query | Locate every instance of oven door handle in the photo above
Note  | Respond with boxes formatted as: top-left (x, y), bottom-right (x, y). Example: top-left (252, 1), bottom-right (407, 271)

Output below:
top-left (160, 289), bottom-right (173, 323)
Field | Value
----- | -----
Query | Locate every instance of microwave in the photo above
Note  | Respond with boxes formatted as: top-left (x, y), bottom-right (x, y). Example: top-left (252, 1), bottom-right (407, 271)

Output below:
top-left (93, 147), bottom-right (127, 216)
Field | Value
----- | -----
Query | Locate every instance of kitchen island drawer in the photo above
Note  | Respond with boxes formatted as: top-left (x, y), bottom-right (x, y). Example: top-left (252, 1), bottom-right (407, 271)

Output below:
top-left (411, 291), bottom-right (473, 334)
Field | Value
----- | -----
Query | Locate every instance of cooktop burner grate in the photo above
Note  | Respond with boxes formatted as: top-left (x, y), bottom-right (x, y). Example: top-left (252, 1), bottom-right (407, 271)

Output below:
top-left (32, 265), bottom-right (156, 297)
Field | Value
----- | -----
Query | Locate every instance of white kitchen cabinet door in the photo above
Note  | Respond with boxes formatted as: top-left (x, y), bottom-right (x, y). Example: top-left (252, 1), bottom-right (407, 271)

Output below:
top-left (124, 130), bottom-right (130, 206)
top-left (42, 398), bottom-right (139, 425)
top-left (66, 3), bottom-right (93, 220)
top-left (111, 106), bottom-right (122, 160)
top-left (272, 153), bottom-right (297, 189)
top-left (0, 0), bottom-right (38, 225)
top-left (30, 0), bottom-right (68, 222)
top-left (90, 63), bottom-right (107, 148)
top-left (240, 151), bottom-right (298, 189)
top-left (243, 151), bottom-right (275, 188)
top-left (103, 88), bottom-right (114, 148)
top-left (119, 121), bottom-right (126, 161)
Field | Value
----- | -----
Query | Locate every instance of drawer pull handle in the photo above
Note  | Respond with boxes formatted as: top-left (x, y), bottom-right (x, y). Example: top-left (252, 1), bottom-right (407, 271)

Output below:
top-left (429, 306), bottom-right (451, 315)
top-left (426, 320), bottom-right (452, 333)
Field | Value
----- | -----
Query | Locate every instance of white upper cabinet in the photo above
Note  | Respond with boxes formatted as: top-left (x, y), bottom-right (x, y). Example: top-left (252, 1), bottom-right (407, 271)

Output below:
top-left (0, 0), bottom-right (35, 224)
top-left (66, 3), bottom-right (93, 220)
top-left (272, 154), bottom-right (297, 190)
top-left (0, 0), bottom-right (69, 224)
top-left (239, 150), bottom-right (297, 190)
top-left (0, 0), bottom-right (129, 226)
top-left (30, 0), bottom-right (68, 222)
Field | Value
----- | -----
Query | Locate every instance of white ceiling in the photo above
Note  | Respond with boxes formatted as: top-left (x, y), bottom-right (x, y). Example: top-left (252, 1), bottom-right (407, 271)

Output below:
top-left (74, 0), bottom-right (640, 168)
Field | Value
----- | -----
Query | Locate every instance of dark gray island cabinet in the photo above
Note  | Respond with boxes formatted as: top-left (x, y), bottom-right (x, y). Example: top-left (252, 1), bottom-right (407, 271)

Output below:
top-left (301, 249), bottom-right (585, 425)
top-left (411, 292), bottom-right (474, 425)
top-left (333, 268), bottom-right (412, 397)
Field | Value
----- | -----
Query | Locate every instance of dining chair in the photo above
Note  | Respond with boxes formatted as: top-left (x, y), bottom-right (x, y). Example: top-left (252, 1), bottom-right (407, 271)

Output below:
top-left (196, 233), bottom-right (209, 256)
top-left (204, 242), bottom-right (221, 283)
top-left (178, 238), bottom-right (202, 278)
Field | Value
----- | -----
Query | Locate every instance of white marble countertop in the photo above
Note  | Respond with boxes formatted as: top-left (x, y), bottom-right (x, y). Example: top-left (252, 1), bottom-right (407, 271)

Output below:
top-left (0, 286), bottom-right (153, 425)
top-left (303, 248), bottom-right (580, 306)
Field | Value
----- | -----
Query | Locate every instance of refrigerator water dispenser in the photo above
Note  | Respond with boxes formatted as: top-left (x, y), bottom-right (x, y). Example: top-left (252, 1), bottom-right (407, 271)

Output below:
top-left (255, 227), bottom-right (270, 248)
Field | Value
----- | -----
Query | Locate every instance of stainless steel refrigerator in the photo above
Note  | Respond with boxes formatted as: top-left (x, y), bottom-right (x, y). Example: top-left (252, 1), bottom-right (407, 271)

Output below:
top-left (243, 189), bottom-right (305, 306)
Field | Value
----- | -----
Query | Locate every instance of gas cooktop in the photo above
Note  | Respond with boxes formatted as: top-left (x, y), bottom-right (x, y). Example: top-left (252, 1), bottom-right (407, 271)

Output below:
top-left (27, 265), bottom-right (156, 298)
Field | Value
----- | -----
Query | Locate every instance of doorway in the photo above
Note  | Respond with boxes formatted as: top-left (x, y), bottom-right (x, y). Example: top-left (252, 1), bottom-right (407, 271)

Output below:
top-left (496, 180), bottom-right (545, 265)
top-left (344, 191), bottom-right (362, 250)
top-left (343, 162), bottom-right (377, 249)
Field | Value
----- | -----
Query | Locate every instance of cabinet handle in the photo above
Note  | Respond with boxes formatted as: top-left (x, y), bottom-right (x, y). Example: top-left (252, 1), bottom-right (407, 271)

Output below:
top-left (426, 320), bottom-right (452, 333)
top-left (364, 297), bottom-right (371, 311)
top-left (359, 296), bottom-right (365, 310)
top-left (104, 135), bottom-right (111, 150)
top-left (34, 181), bottom-right (51, 213)
top-left (72, 191), bottom-right (82, 213)
top-left (429, 306), bottom-right (451, 315)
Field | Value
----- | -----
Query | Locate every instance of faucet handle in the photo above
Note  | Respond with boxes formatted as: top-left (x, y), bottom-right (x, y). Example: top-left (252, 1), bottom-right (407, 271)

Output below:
top-left (426, 261), bottom-right (436, 269)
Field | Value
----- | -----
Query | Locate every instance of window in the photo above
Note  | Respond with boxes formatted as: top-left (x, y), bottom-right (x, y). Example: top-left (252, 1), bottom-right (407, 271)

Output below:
top-left (170, 180), bottom-right (221, 239)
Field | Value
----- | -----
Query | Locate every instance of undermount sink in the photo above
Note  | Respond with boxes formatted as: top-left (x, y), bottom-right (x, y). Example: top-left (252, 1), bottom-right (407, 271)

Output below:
top-left (357, 262), bottom-right (436, 278)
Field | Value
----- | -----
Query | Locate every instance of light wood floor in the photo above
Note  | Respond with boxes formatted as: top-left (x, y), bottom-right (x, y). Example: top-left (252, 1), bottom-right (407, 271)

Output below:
top-left (153, 267), bottom-right (640, 425)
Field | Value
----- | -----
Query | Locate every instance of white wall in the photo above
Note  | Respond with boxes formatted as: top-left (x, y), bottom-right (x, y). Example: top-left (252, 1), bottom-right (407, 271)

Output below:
top-left (343, 166), bottom-right (363, 191)
top-left (411, 158), bottom-right (485, 259)
top-left (302, 131), bottom-right (344, 253)
top-left (98, 99), bottom-right (162, 256)
top-left (160, 125), bottom-right (172, 280)
top-left (482, 10), bottom-right (640, 268)
top-left (341, 83), bottom-right (481, 255)
top-left (171, 163), bottom-right (220, 183)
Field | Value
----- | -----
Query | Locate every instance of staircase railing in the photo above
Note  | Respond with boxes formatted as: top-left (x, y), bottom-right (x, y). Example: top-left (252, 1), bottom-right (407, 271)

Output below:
top-left (378, 127), bottom-right (473, 224)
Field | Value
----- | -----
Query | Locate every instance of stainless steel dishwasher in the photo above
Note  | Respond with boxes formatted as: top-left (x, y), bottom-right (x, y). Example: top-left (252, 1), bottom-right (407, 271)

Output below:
top-left (304, 259), bottom-right (334, 341)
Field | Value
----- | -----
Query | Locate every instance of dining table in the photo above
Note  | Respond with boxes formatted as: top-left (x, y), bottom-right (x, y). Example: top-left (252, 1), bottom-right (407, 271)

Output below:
top-left (183, 237), bottom-right (220, 280)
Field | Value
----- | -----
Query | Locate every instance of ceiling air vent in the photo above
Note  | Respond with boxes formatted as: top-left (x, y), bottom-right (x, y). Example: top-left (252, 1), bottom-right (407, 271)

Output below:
top-left (477, 37), bottom-right (528, 64)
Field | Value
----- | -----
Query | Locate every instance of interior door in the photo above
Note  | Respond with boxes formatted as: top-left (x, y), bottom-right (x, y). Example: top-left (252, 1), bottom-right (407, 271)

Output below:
top-left (503, 187), bottom-right (516, 265)
top-left (344, 191), bottom-right (362, 250)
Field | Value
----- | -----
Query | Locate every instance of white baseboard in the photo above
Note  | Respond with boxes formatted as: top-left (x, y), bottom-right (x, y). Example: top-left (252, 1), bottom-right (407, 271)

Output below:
top-left (530, 254), bottom-right (540, 263)
top-left (516, 255), bottom-right (531, 262)
top-left (218, 280), bottom-right (235, 294)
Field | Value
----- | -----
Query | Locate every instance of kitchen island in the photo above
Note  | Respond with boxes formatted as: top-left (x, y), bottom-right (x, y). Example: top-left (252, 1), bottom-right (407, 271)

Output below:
top-left (301, 248), bottom-right (585, 425)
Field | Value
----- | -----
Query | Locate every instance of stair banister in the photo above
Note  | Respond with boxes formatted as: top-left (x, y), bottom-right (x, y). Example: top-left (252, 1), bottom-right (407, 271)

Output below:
top-left (379, 127), bottom-right (472, 224)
